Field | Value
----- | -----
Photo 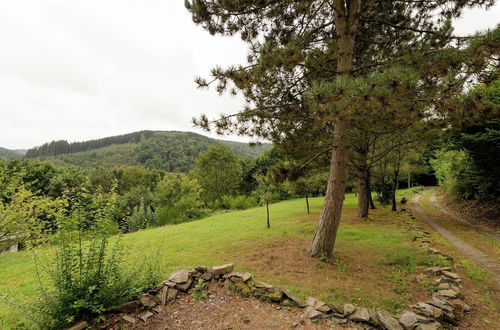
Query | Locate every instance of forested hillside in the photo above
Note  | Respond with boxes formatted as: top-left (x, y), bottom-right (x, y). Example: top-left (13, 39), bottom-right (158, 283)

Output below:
top-left (25, 131), bottom-right (271, 172)
top-left (0, 147), bottom-right (25, 159)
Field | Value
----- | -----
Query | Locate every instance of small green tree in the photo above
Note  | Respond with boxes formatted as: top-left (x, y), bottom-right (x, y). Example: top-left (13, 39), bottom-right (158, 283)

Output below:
top-left (255, 175), bottom-right (274, 228)
top-left (0, 170), bottom-right (59, 249)
top-left (192, 145), bottom-right (242, 204)
top-left (155, 173), bottom-right (204, 224)
top-left (288, 172), bottom-right (327, 214)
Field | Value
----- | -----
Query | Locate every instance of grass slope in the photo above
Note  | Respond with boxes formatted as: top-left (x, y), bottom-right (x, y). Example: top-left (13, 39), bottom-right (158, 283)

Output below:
top-left (0, 191), bottom-right (445, 328)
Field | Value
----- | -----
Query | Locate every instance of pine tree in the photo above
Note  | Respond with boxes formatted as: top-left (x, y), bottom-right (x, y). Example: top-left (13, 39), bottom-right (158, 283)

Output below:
top-left (186, 0), bottom-right (497, 258)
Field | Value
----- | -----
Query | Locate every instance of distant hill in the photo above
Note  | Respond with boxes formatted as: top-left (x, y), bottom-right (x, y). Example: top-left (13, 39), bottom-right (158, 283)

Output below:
top-left (0, 147), bottom-right (26, 159)
top-left (26, 131), bottom-right (271, 172)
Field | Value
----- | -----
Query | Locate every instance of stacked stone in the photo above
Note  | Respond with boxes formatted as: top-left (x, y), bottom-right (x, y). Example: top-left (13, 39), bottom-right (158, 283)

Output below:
top-left (69, 261), bottom-right (470, 329)
top-left (400, 267), bottom-right (469, 330)
top-left (114, 264), bottom-right (236, 324)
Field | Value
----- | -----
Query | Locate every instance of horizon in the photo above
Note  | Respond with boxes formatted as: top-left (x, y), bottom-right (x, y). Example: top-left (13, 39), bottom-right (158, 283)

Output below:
top-left (5, 129), bottom-right (270, 151)
top-left (1, 1), bottom-right (499, 149)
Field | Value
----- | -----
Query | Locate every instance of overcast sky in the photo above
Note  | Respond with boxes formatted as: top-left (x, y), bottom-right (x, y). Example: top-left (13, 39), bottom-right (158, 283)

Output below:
top-left (0, 1), bottom-right (498, 150)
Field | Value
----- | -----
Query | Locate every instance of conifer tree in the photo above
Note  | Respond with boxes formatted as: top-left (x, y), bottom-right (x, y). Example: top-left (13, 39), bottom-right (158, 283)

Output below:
top-left (186, 0), bottom-right (497, 258)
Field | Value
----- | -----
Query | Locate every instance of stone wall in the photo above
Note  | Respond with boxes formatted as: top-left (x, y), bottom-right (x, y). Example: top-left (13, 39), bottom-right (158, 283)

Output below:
top-left (69, 218), bottom-right (469, 330)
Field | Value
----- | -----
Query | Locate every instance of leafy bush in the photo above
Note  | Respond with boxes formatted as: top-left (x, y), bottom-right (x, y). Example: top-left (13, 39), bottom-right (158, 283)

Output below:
top-left (430, 149), bottom-right (490, 201)
top-left (155, 173), bottom-right (205, 221)
top-left (125, 204), bottom-right (157, 232)
top-left (221, 195), bottom-right (258, 210)
top-left (33, 193), bottom-right (161, 328)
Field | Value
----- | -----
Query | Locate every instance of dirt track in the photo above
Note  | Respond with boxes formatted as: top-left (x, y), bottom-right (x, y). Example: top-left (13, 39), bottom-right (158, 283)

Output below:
top-left (412, 194), bottom-right (500, 286)
top-left (429, 192), bottom-right (500, 242)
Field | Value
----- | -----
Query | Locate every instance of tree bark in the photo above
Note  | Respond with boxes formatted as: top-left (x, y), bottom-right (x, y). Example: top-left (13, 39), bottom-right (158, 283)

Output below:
top-left (308, 119), bottom-right (350, 257)
top-left (391, 171), bottom-right (398, 211)
top-left (367, 169), bottom-right (376, 209)
top-left (307, 0), bottom-right (360, 258)
top-left (306, 193), bottom-right (310, 214)
top-left (266, 200), bottom-right (270, 228)
top-left (391, 151), bottom-right (402, 212)
top-left (357, 167), bottom-right (369, 218)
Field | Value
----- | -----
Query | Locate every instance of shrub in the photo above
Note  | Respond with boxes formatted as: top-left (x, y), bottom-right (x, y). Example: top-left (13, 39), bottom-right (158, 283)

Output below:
top-left (125, 203), bottom-right (157, 232)
top-left (32, 194), bottom-right (161, 328)
top-left (155, 173), bottom-right (205, 220)
top-left (221, 195), bottom-right (258, 210)
top-left (156, 206), bottom-right (182, 225)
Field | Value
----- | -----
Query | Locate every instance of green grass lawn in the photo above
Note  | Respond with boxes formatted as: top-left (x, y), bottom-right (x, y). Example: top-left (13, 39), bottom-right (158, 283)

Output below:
top-left (0, 190), bottom-right (439, 328)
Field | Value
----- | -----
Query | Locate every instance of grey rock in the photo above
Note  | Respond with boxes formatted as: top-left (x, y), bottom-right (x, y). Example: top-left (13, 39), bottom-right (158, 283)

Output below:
top-left (415, 321), bottom-right (442, 330)
top-left (139, 294), bottom-right (157, 308)
top-left (115, 300), bottom-right (140, 313)
top-left (412, 303), bottom-right (434, 317)
top-left (427, 297), bottom-right (453, 313)
top-left (305, 306), bottom-right (323, 320)
top-left (415, 314), bottom-right (433, 324)
top-left (463, 302), bottom-right (471, 313)
top-left (195, 266), bottom-right (207, 272)
top-left (224, 271), bottom-right (253, 282)
top-left (350, 307), bottom-right (371, 322)
top-left (140, 311), bottom-right (154, 322)
top-left (169, 269), bottom-right (190, 284)
top-left (344, 303), bottom-right (356, 315)
top-left (152, 305), bottom-right (163, 313)
top-left (255, 281), bottom-right (273, 289)
top-left (424, 267), bottom-right (451, 275)
top-left (399, 311), bottom-right (417, 330)
top-left (435, 289), bottom-right (459, 299)
top-left (159, 287), bottom-right (178, 305)
top-left (68, 321), bottom-right (88, 330)
top-left (201, 272), bottom-right (213, 281)
top-left (376, 310), bottom-right (402, 330)
top-left (176, 278), bottom-right (193, 291)
top-left (212, 263), bottom-right (234, 275)
top-left (331, 316), bottom-right (348, 325)
top-left (167, 287), bottom-right (178, 302)
top-left (306, 297), bottom-right (317, 307)
top-left (441, 271), bottom-right (460, 280)
top-left (315, 301), bottom-right (332, 314)
top-left (450, 284), bottom-right (462, 294)
top-left (436, 283), bottom-right (450, 290)
top-left (163, 280), bottom-right (177, 288)
top-left (122, 315), bottom-right (137, 324)
top-left (281, 289), bottom-right (305, 307)
top-left (368, 309), bottom-right (380, 326)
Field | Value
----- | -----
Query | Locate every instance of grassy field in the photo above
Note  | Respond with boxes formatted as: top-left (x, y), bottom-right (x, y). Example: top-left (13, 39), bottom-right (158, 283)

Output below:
top-left (0, 190), bottom-right (445, 328)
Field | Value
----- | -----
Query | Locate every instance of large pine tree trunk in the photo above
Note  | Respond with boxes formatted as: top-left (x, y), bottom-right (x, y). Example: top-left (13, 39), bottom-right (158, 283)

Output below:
top-left (307, 0), bottom-right (360, 258)
top-left (308, 119), bottom-right (350, 257)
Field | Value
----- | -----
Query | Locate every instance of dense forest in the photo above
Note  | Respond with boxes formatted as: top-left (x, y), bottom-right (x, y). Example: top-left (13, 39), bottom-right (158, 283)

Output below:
top-left (0, 147), bottom-right (25, 159)
top-left (22, 131), bottom-right (272, 172)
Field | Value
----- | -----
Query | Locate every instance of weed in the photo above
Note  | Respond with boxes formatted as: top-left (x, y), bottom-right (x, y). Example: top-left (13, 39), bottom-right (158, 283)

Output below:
top-left (192, 279), bottom-right (208, 300)
top-left (333, 258), bottom-right (349, 272)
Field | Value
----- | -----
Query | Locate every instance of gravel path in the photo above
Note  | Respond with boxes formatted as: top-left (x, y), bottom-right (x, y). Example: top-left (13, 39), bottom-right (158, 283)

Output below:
top-left (429, 192), bottom-right (500, 242)
top-left (412, 194), bottom-right (500, 287)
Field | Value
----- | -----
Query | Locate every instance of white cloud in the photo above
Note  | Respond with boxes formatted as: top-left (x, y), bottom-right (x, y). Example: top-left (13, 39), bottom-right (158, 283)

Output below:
top-left (0, 1), bottom-right (498, 149)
